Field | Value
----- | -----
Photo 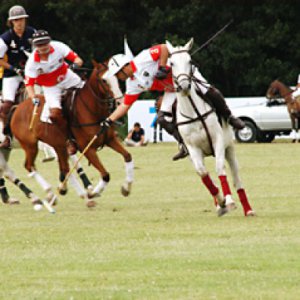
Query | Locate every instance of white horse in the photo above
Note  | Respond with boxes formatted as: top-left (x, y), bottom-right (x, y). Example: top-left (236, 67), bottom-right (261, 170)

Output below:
top-left (166, 39), bottom-right (255, 217)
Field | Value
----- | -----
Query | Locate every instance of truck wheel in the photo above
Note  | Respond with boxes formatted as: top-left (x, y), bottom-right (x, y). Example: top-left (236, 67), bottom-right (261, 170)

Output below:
top-left (235, 121), bottom-right (257, 143)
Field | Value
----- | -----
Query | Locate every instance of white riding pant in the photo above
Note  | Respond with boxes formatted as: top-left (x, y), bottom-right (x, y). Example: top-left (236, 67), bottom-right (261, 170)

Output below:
top-left (2, 75), bottom-right (24, 101)
top-left (160, 92), bottom-right (176, 114)
top-left (42, 69), bottom-right (83, 109)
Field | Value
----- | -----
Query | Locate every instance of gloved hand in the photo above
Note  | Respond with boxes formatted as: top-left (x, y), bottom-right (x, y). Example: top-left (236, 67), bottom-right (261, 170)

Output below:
top-left (99, 118), bottom-right (113, 134)
top-left (13, 67), bottom-right (24, 77)
top-left (155, 66), bottom-right (170, 80)
top-left (32, 97), bottom-right (40, 106)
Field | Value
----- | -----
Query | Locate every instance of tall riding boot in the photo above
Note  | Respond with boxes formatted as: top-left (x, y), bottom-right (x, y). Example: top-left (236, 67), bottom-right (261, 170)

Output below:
top-left (172, 127), bottom-right (189, 161)
top-left (205, 88), bottom-right (245, 129)
top-left (157, 110), bottom-right (189, 161)
top-left (49, 108), bottom-right (77, 155)
top-left (0, 101), bottom-right (14, 149)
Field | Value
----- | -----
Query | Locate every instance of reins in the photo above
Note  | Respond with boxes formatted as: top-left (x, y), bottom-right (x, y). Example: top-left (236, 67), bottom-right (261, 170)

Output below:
top-left (69, 66), bottom-right (120, 128)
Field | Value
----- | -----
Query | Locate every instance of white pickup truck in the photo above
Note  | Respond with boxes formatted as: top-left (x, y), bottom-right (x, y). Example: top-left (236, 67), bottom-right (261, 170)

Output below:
top-left (228, 97), bottom-right (292, 143)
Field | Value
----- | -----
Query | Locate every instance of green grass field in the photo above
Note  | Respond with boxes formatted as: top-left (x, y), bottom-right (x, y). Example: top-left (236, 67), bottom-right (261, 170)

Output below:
top-left (0, 141), bottom-right (299, 300)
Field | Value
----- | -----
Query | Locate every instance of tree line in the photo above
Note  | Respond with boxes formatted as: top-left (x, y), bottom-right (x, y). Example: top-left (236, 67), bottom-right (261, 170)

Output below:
top-left (1, 0), bottom-right (299, 96)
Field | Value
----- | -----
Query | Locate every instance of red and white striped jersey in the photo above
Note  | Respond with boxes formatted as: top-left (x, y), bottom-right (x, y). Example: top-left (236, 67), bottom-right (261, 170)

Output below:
top-left (25, 41), bottom-right (78, 87)
top-left (124, 45), bottom-right (173, 105)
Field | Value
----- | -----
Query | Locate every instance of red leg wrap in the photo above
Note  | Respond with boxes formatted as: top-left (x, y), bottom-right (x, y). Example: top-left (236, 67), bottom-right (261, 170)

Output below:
top-left (202, 174), bottom-right (219, 196)
top-left (219, 175), bottom-right (232, 196)
top-left (237, 188), bottom-right (252, 215)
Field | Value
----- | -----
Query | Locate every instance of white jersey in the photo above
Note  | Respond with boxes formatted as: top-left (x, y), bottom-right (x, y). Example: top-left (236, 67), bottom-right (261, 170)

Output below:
top-left (25, 40), bottom-right (78, 87)
top-left (125, 45), bottom-right (161, 95)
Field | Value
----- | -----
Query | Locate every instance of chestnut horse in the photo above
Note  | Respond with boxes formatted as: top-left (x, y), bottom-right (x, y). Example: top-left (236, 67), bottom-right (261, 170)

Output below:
top-left (266, 80), bottom-right (300, 142)
top-left (10, 61), bottom-right (133, 209)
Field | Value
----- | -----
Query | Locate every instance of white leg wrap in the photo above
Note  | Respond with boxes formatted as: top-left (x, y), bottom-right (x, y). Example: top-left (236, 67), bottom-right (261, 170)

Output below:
top-left (291, 129), bottom-right (297, 140)
top-left (93, 179), bottom-right (108, 195)
top-left (28, 171), bottom-right (51, 191)
top-left (69, 173), bottom-right (87, 198)
top-left (125, 160), bottom-right (134, 183)
top-left (69, 154), bottom-right (82, 169)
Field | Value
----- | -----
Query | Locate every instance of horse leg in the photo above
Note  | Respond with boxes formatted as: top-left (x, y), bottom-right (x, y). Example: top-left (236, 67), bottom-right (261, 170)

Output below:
top-left (22, 141), bottom-right (57, 208)
top-left (107, 136), bottom-right (134, 196)
top-left (69, 154), bottom-right (93, 196)
top-left (38, 141), bottom-right (56, 162)
top-left (83, 147), bottom-right (110, 199)
top-left (187, 145), bottom-right (228, 217)
top-left (214, 137), bottom-right (236, 214)
top-left (296, 118), bottom-right (300, 143)
top-left (225, 145), bottom-right (255, 216)
top-left (291, 116), bottom-right (296, 143)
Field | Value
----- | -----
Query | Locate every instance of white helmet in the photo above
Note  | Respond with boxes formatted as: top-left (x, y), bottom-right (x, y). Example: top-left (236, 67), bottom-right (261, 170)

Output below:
top-left (104, 54), bottom-right (131, 79)
top-left (8, 5), bottom-right (29, 20)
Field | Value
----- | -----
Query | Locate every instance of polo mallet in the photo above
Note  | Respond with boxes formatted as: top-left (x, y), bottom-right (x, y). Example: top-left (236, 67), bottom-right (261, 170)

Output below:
top-left (41, 198), bottom-right (56, 214)
top-left (29, 99), bottom-right (39, 130)
top-left (60, 125), bottom-right (106, 189)
top-left (191, 19), bottom-right (233, 56)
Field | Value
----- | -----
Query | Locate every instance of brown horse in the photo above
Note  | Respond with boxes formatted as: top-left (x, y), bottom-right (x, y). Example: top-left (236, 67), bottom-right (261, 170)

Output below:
top-left (10, 61), bottom-right (133, 209)
top-left (266, 80), bottom-right (300, 142)
top-left (62, 61), bottom-right (133, 196)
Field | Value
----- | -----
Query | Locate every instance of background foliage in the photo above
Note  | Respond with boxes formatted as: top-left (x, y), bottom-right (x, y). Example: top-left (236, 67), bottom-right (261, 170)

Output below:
top-left (1, 0), bottom-right (299, 96)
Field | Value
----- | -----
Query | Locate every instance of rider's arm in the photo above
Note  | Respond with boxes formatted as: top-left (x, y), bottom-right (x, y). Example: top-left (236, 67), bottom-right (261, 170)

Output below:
top-left (108, 93), bottom-right (140, 122)
top-left (26, 84), bottom-right (35, 99)
top-left (159, 44), bottom-right (169, 67)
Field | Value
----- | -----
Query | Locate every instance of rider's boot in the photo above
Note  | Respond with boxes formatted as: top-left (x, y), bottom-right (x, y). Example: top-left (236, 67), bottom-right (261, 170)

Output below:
top-left (0, 101), bottom-right (14, 149)
top-left (205, 87), bottom-right (245, 130)
top-left (50, 108), bottom-right (77, 155)
top-left (157, 110), bottom-right (189, 161)
top-left (172, 127), bottom-right (189, 161)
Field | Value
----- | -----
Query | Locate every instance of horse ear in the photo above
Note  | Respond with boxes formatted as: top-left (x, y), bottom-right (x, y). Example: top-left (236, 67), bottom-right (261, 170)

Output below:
top-left (166, 40), bottom-right (174, 54)
top-left (185, 38), bottom-right (194, 51)
top-left (92, 59), bottom-right (99, 68)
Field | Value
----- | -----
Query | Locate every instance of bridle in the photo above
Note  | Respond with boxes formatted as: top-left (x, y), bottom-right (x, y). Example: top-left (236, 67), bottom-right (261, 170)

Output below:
top-left (69, 64), bottom-right (122, 128)
top-left (169, 50), bottom-right (193, 92)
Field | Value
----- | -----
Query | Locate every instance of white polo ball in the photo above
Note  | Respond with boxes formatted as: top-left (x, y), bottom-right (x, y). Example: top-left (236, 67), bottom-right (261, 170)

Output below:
top-left (33, 204), bottom-right (43, 211)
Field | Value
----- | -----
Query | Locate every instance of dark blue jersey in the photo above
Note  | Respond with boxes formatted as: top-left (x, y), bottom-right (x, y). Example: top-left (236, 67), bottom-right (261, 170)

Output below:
top-left (0, 26), bottom-right (35, 77)
top-left (131, 128), bottom-right (145, 142)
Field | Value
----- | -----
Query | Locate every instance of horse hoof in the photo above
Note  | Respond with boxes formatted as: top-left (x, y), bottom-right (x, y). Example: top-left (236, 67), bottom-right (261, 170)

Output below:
top-left (121, 182), bottom-right (132, 197)
top-left (59, 188), bottom-right (67, 196)
top-left (86, 200), bottom-right (96, 208)
top-left (246, 210), bottom-right (256, 217)
top-left (121, 186), bottom-right (130, 197)
top-left (8, 198), bottom-right (20, 205)
top-left (217, 206), bottom-right (228, 217)
top-left (226, 202), bottom-right (237, 212)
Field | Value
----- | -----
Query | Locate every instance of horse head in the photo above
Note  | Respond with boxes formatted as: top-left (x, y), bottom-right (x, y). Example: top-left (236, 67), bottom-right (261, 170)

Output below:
top-left (266, 80), bottom-right (281, 100)
top-left (88, 60), bottom-right (123, 110)
top-left (166, 38), bottom-right (194, 95)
